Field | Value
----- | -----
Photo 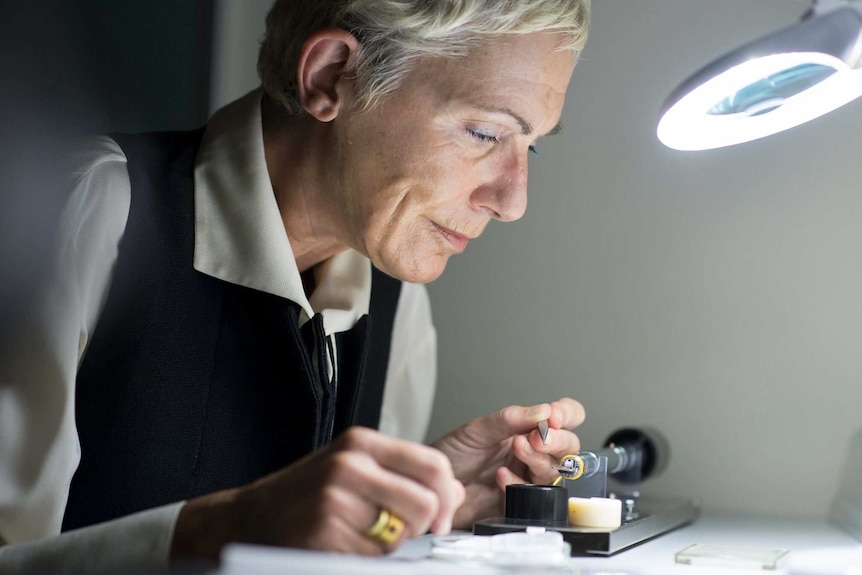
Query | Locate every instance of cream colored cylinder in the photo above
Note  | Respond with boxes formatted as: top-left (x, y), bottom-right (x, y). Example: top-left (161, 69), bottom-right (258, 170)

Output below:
top-left (568, 497), bottom-right (622, 529)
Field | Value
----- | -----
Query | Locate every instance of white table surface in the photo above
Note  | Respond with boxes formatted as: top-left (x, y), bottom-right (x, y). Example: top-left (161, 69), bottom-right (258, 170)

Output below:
top-left (219, 513), bottom-right (862, 575)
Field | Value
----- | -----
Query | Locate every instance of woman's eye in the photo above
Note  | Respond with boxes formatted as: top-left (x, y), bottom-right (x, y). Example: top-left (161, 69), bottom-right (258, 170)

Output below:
top-left (529, 144), bottom-right (539, 157)
top-left (467, 129), bottom-right (498, 144)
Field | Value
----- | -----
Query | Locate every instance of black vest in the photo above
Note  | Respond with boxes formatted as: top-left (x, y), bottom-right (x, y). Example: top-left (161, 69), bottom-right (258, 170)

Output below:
top-left (62, 130), bottom-right (401, 531)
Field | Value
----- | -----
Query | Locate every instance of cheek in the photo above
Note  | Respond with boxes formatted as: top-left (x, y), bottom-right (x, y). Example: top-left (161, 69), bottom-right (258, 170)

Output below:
top-left (362, 193), bottom-right (454, 283)
top-left (362, 189), bottom-right (426, 254)
top-left (343, 129), bottom-right (478, 281)
top-left (358, 153), bottom-right (468, 235)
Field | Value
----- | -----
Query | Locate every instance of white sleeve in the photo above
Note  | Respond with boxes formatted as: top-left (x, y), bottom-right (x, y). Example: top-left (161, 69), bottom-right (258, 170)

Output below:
top-left (0, 504), bottom-right (182, 575)
top-left (378, 282), bottom-right (437, 443)
top-left (0, 135), bottom-right (182, 572)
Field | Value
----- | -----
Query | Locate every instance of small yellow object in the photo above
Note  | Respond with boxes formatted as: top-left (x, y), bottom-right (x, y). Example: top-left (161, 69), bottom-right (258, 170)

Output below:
top-left (558, 454), bottom-right (585, 480)
top-left (366, 508), bottom-right (405, 546)
top-left (568, 497), bottom-right (622, 529)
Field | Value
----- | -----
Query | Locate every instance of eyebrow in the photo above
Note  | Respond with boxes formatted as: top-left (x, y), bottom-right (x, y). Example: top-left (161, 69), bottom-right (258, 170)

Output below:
top-left (478, 105), bottom-right (563, 137)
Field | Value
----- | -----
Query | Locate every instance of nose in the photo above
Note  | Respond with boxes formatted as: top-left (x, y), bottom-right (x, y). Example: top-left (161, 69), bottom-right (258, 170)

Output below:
top-left (470, 148), bottom-right (528, 222)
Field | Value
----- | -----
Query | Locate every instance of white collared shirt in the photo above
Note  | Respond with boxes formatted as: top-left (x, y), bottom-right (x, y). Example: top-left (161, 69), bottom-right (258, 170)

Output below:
top-left (0, 89), bottom-right (436, 573)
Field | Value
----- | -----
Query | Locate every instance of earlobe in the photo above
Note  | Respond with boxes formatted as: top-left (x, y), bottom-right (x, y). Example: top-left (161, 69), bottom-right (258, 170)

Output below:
top-left (296, 28), bottom-right (360, 122)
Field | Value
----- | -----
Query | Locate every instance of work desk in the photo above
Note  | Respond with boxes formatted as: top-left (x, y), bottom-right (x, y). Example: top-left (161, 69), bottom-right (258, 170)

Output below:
top-left (219, 513), bottom-right (862, 575)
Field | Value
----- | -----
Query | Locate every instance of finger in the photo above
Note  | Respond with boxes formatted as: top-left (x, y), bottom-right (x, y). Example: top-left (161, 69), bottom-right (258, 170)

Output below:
top-left (357, 506), bottom-right (410, 552)
top-left (369, 462), bottom-right (462, 536)
top-left (326, 508), bottom-right (389, 555)
top-left (303, 484), bottom-right (388, 555)
top-left (527, 425), bottom-right (581, 456)
top-left (495, 465), bottom-right (527, 493)
top-left (460, 403), bottom-right (553, 449)
top-left (431, 479), bottom-right (464, 534)
top-left (338, 428), bottom-right (457, 493)
top-left (512, 435), bottom-right (566, 485)
top-left (475, 398), bottom-right (584, 446)
top-left (372, 437), bottom-right (463, 534)
top-left (547, 397), bottom-right (586, 430)
top-left (333, 428), bottom-right (463, 534)
top-left (338, 528), bottom-right (388, 556)
top-left (327, 449), bottom-right (440, 538)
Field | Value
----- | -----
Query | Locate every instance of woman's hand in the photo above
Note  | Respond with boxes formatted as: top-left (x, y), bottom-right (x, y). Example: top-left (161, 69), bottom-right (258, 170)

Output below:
top-left (431, 398), bottom-right (585, 528)
top-left (171, 427), bottom-right (465, 561)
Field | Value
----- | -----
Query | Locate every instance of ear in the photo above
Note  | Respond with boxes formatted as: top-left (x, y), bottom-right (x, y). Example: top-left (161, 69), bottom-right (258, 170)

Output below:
top-left (296, 28), bottom-right (361, 122)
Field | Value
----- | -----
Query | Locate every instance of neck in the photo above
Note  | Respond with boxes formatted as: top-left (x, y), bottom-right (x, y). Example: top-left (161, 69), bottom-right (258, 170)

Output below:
top-left (261, 95), bottom-right (347, 272)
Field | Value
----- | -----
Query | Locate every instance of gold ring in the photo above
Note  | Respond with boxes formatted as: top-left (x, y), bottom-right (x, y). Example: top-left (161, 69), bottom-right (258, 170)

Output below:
top-left (365, 508), bottom-right (404, 546)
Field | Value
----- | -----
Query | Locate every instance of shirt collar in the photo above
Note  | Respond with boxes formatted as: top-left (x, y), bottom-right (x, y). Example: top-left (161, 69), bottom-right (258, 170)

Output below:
top-left (192, 88), bottom-right (371, 332)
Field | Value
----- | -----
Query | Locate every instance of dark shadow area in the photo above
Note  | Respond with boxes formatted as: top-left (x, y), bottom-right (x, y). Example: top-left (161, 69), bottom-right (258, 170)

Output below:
top-left (0, 0), bottom-right (213, 344)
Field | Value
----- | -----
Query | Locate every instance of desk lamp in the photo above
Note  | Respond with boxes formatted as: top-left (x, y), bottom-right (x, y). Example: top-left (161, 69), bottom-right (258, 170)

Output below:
top-left (657, 0), bottom-right (862, 151)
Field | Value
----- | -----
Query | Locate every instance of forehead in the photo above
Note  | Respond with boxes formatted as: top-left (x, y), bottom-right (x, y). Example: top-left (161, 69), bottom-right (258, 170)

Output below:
top-left (406, 32), bottom-right (576, 129)
top-left (460, 32), bottom-right (575, 90)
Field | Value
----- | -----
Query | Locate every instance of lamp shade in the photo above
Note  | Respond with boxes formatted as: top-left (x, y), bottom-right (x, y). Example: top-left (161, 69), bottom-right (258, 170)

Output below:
top-left (657, 7), bottom-right (862, 151)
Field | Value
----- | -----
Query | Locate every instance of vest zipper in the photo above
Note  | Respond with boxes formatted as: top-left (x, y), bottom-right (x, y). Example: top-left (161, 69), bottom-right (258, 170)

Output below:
top-left (312, 314), bottom-right (338, 445)
top-left (324, 332), bottom-right (338, 443)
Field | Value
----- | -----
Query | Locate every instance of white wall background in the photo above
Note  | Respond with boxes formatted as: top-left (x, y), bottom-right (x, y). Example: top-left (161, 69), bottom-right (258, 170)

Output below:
top-left (213, 1), bottom-right (862, 521)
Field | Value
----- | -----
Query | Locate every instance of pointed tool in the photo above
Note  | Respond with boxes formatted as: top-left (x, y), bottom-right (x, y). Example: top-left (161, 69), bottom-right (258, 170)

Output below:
top-left (537, 419), bottom-right (549, 445)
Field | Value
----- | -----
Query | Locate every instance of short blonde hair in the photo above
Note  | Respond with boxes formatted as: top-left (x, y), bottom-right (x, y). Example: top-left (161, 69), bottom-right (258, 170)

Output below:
top-left (258, 0), bottom-right (590, 115)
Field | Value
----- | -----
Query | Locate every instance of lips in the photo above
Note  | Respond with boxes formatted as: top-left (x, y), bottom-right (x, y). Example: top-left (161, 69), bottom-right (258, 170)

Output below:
top-left (432, 222), bottom-right (470, 253)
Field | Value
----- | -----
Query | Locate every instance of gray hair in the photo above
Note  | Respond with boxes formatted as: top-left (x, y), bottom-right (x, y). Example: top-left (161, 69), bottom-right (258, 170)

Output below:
top-left (258, 0), bottom-right (590, 115)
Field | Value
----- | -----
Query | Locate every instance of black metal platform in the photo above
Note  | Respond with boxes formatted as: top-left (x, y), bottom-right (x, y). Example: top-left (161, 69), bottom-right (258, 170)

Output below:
top-left (473, 497), bottom-right (700, 556)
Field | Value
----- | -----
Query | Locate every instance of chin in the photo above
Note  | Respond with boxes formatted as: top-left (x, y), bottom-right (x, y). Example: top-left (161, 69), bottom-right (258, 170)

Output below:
top-left (378, 253), bottom-right (450, 284)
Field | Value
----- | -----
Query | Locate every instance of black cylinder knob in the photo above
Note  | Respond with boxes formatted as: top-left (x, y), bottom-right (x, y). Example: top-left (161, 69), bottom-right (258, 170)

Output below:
top-left (504, 484), bottom-right (568, 526)
top-left (604, 426), bottom-right (669, 484)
